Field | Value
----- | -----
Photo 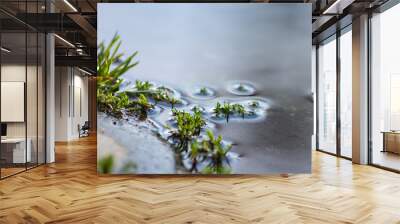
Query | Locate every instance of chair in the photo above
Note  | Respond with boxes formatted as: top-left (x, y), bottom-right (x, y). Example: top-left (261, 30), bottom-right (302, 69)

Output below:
top-left (78, 121), bottom-right (90, 138)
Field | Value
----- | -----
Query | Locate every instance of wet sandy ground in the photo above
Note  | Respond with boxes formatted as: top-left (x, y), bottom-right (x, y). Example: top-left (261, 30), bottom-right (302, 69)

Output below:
top-left (101, 75), bottom-right (313, 174)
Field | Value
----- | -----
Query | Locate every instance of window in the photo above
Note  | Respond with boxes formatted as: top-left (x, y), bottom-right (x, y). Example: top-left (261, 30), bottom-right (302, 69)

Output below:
top-left (340, 28), bottom-right (352, 158)
top-left (317, 35), bottom-right (337, 154)
top-left (370, 3), bottom-right (400, 171)
top-left (0, 1), bottom-right (46, 179)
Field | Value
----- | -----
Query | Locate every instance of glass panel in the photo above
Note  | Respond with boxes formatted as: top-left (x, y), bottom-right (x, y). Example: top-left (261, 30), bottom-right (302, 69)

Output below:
top-left (340, 28), bottom-right (352, 158)
top-left (0, 11), bottom-right (2, 179)
top-left (0, 1), bottom-right (46, 178)
top-left (312, 45), bottom-right (317, 150)
top-left (1, 31), bottom-right (27, 177)
top-left (26, 0), bottom-right (39, 169)
top-left (27, 31), bottom-right (38, 169)
top-left (371, 4), bottom-right (400, 171)
top-left (318, 36), bottom-right (337, 154)
top-left (38, 32), bottom-right (45, 165)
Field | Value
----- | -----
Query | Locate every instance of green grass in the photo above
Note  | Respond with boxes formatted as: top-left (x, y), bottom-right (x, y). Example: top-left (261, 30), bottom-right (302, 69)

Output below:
top-left (97, 34), bottom-right (140, 118)
top-left (97, 35), bottom-right (161, 120)
top-left (97, 34), bottom-right (138, 97)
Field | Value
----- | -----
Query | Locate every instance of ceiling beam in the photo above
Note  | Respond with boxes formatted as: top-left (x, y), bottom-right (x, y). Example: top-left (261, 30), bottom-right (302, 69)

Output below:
top-left (55, 55), bottom-right (96, 72)
top-left (323, 0), bottom-right (356, 14)
top-left (67, 13), bottom-right (97, 46)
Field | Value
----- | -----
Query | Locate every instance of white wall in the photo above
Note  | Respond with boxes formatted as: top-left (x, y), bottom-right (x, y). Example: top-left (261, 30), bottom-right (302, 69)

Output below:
top-left (1, 65), bottom-right (25, 130)
top-left (55, 67), bottom-right (69, 141)
top-left (74, 73), bottom-right (89, 132)
top-left (1, 65), bottom-right (41, 137)
top-left (55, 67), bottom-right (89, 141)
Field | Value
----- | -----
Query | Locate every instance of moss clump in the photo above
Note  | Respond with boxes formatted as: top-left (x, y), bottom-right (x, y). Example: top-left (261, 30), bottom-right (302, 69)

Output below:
top-left (134, 80), bottom-right (153, 91)
top-left (127, 85), bottom-right (181, 109)
top-left (199, 87), bottom-right (208, 95)
top-left (121, 161), bottom-right (137, 173)
top-left (249, 101), bottom-right (260, 108)
top-left (97, 35), bottom-right (160, 119)
top-left (213, 102), bottom-right (247, 122)
top-left (169, 109), bottom-right (206, 153)
top-left (127, 94), bottom-right (154, 120)
top-left (98, 155), bottom-right (114, 174)
top-left (97, 34), bottom-right (147, 118)
top-left (237, 84), bottom-right (246, 92)
top-left (97, 91), bottom-right (130, 119)
top-left (189, 130), bottom-right (232, 174)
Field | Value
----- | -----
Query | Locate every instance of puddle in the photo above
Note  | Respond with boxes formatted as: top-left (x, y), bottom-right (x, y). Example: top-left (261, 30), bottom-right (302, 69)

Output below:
top-left (189, 86), bottom-right (217, 100)
top-left (101, 79), bottom-right (272, 174)
top-left (226, 81), bottom-right (257, 96)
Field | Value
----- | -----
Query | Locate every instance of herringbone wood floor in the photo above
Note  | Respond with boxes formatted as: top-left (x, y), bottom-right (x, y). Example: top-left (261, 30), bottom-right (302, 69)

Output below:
top-left (1, 135), bottom-right (400, 224)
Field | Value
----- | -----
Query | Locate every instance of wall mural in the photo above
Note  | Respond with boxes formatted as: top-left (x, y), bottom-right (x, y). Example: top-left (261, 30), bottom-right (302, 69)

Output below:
top-left (97, 3), bottom-right (312, 174)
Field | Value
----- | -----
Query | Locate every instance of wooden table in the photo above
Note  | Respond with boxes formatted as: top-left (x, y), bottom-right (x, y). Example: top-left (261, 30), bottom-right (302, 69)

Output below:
top-left (382, 131), bottom-right (400, 154)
